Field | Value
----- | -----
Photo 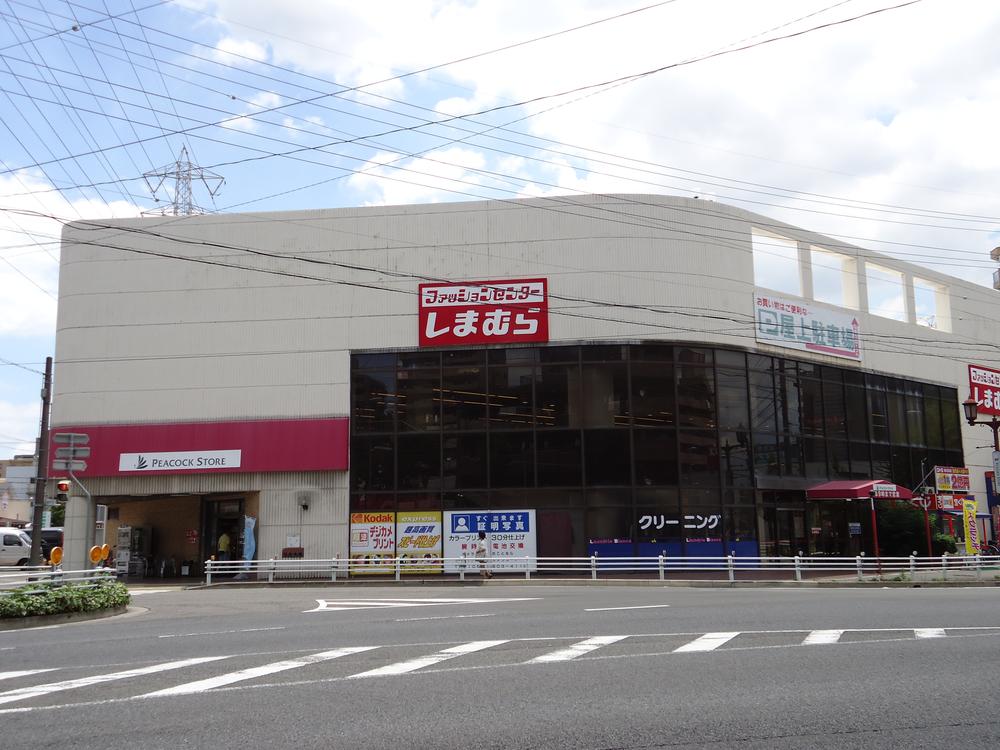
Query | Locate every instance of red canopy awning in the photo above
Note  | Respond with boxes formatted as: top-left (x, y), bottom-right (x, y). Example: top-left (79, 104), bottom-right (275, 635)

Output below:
top-left (806, 479), bottom-right (914, 501)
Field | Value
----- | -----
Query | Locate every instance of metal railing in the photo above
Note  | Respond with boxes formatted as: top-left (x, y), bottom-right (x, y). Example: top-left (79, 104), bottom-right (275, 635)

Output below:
top-left (203, 553), bottom-right (1000, 584)
top-left (0, 566), bottom-right (117, 595)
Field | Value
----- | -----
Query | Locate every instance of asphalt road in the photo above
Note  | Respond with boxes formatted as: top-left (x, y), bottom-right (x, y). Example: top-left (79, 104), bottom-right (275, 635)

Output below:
top-left (3, 582), bottom-right (1000, 749)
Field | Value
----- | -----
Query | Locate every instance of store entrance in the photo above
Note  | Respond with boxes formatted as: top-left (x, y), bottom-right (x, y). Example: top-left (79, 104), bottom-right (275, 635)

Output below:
top-left (762, 506), bottom-right (808, 557)
top-left (203, 498), bottom-right (244, 563)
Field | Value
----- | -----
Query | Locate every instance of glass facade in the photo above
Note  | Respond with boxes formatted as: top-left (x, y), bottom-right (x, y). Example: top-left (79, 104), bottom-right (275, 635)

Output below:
top-left (351, 345), bottom-right (964, 558)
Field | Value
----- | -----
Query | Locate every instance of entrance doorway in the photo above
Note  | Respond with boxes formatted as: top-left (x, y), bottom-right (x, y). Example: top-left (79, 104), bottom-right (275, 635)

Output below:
top-left (203, 498), bottom-right (244, 562)
top-left (761, 506), bottom-right (807, 557)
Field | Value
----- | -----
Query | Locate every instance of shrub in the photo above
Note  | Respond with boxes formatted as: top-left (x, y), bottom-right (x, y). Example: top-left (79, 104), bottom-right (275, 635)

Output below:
top-left (933, 533), bottom-right (958, 555)
top-left (0, 581), bottom-right (130, 619)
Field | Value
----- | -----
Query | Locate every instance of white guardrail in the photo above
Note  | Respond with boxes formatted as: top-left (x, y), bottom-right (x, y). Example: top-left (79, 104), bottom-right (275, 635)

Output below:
top-left (0, 566), bottom-right (117, 595)
top-left (203, 553), bottom-right (1000, 585)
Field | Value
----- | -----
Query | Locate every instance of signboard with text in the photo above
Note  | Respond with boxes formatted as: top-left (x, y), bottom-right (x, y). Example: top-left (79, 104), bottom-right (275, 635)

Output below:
top-left (935, 466), bottom-right (970, 493)
top-left (443, 510), bottom-right (537, 573)
top-left (418, 279), bottom-right (548, 347)
top-left (754, 292), bottom-right (861, 361)
top-left (349, 512), bottom-right (395, 575)
top-left (395, 511), bottom-right (442, 574)
top-left (969, 364), bottom-right (1000, 417)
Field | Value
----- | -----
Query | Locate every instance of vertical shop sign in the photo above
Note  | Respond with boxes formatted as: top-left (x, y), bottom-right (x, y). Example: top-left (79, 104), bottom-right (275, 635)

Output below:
top-left (963, 497), bottom-right (979, 554)
top-left (969, 364), bottom-right (1000, 417)
top-left (443, 510), bottom-right (537, 572)
top-left (349, 512), bottom-right (395, 574)
top-left (395, 511), bottom-right (442, 574)
top-left (418, 278), bottom-right (548, 347)
top-left (753, 291), bottom-right (861, 361)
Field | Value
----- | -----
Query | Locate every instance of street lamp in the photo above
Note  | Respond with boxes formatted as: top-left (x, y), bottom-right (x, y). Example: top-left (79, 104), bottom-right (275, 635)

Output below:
top-left (962, 398), bottom-right (1000, 451)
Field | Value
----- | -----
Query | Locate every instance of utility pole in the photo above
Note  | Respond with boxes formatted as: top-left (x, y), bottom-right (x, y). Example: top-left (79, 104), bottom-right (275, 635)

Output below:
top-left (29, 356), bottom-right (52, 565)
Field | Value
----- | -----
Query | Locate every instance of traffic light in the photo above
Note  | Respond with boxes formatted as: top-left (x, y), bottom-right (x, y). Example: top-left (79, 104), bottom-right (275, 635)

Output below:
top-left (55, 479), bottom-right (71, 504)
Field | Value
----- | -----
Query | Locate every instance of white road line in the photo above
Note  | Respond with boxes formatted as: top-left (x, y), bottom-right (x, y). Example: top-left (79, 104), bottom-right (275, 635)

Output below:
top-left (674, 632), bottom-right (740, 653)
top-left (396, 614), bottom-right (496, 622)
top-left (0, 669), bottom-right (57, 681)
top-left (158, 627), bottom-right (286, 639)
top-left (142, 647), bottom-right (377, 697)
top-left (0, 656), bottom-right (228, 706)
top-left (914, 628), bottom-right (947, 639)
top-left (305, 597), bottom-right (538, 613)
top-left (127, 589), bottom-right (176, 596)
top-left (585, 605), bottom-right (672, 612)
top-left (529, 635), bottom-right (629, 663)
top-left (802, 630), bottom-right (845, 645)
top-left (348, 640), bottom-right (508, 678)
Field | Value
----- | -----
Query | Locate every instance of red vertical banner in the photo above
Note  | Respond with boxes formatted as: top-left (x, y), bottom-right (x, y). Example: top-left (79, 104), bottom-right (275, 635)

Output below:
top-left (969, 363), bottom-right (1000, 417)
top-left (418, 278), bottom-right (548, 347)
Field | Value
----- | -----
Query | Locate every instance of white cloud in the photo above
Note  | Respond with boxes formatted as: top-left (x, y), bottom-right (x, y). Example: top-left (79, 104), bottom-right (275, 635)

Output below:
top-left (348, 146), bottom-right (487, 205)
top-left (0, 400), bottom-right (39, 458)
top-left (213, 36), bottom-right (269, 64)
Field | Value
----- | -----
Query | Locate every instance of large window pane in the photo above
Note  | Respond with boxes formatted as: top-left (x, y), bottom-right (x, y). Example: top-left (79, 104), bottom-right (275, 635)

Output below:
top-left (677, 365), bottom-right (716, 428)
top-left (352, 370), bottom-right (396, 433)
top-left (720, 432), bottom-right (752, 487)
top-left (631, 363), bottom-right (675, 427)
top-left (351, 435), bottom-right (394, 491)
top-left (351, 493), bottom-right (395, 511)
top-left (905, 394), bottom-right (925, 446)
top-left (633, 429), bottom-right (677, 486)
top-left (630, 344), bottom-right (673, 362)
top-left (871, 443), bottom-right (892, 478)
top-left (582, 364), bottom-right (629, 427)
top-left (537, 430), bottom-right (582, 486)
top-left (887, 391), bottom-right (908, 444)
top-left (584, 430), bottom-right (631, 485)
top-left (827, 439), bottom-right (851, 479)
top-left (800, 377), bottom-right (824, 435)
top-left (775, 362), bottom-right (801, 434)
top-left (803, 437), bottom-right (827, 478)
top-left (823, 378), bottom-right (847, 439)
top-left (868, 387), bottom-right (889, 443)
top-left (441, 366), bottom-right (488, 430)
top-left (849, 442), bottom-right (871, 479)
top-left (397, 434), bottom-right (440, 490)
top-left (537, 365), bottom-right (583, 428)
top-left (925, 397), bottom-right (944, 449)
top-left (717, 368), bottom-right (749, 431)
top-left (397, 369), bottom-right (440, 431)
top-left (679, 430), bottom-right (720, 487)
top-left (442, 434), bottom-right (487, 489)
top-left (779, 433), bottom-right (804, 477)
top-left (488, 366), bottom-right (534, 427)
top-left (490, 432), bottom-right (534, 487)
top-left (941, 389), bottom-right (961, 449)
top-left (586, 507), bottom-right (634, 548)
top-left (753, 434), bottom-right (780, 478)
top-left (845, 385), bottom-right (868, 441)
top-left (749, 370), bottom-right (776, 433)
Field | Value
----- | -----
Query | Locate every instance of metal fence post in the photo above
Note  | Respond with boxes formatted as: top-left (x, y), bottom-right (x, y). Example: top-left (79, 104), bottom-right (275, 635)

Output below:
top-left (525, 557), bottom-right (530, 580)
top-left (590, 555), bottom-right (597, 581)
top-left (856, 554), bottom-right (863, 582)
top-left (976, 554), bottom-right (982, 580)
top-left (909, 553), bottom-right (916, 577)
top-left (268, 558), bottom-right (275, 584)
top-left (794, 554), bottom-right (802, 582)
top-left (727, 553), bottom-right (735, 583)
top-left (460, 555), bottom-right (466, 582)
top-left (205, 560), bottom-right (212, 585)
top-left (331, 555), bottom-right (338, 582)
top-left (942, 551), bottom-right (948, 581)
top-left (658, 554), bottom-right (665, 582)
top-left (395, 556), bottom-right (401, 582)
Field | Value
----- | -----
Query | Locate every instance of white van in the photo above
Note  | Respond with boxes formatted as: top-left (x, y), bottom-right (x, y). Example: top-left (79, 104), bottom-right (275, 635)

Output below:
top-left (0, 528), bottom-right (32, 567)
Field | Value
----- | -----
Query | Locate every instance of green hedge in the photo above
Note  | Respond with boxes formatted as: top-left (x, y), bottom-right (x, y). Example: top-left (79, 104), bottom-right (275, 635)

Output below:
top-left (0, 581), bottom-right (131, 619)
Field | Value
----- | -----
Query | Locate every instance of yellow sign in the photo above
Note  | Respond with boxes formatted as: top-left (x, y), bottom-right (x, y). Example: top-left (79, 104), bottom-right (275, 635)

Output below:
top-left (49, 546), bottom-right (63, 565)
top-left (396, 511), bottom-right (443, 574)
top-left (963, 497), bottom-right (979, 555)
top-left (89, 545), bottom-right (103, 565)
top-left (349, 511), bottom-right (395, 575)
top-left (100, 544), bottom-right (110, 561)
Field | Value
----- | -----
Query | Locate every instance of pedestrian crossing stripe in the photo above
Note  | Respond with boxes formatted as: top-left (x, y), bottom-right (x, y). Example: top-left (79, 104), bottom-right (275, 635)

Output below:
top-left (1, 628), bottom-right (999, 711)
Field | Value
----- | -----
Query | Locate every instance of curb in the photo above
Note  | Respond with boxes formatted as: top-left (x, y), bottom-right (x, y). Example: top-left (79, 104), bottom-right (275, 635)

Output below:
top-left (0, 605), bottom-right (129, 631)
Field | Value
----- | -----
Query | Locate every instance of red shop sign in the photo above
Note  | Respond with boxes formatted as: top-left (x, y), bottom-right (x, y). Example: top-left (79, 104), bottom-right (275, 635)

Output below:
top-left (418, 278), bottom-right (549, 347)
top-left (969, 363), bottom-right (1000, 417)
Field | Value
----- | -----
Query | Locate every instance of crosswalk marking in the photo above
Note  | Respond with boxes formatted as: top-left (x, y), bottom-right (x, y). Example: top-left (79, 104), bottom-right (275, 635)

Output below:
top-left (802, 630), bottom-right (844, 645)
top-left (528, 636), bottom-right (629, 663)
top-left (673, 632), bottom-right (740, 653)
top-left (0, 657), bottom-right (228, 707)
top-left (0, 669), bottom-right (57, 682)
top-left (914, 628), bottom-right (947, 639)
top-left (348, 640), bottom-right (508, 678)
top-left (142, 647), bottom-right (377, 697)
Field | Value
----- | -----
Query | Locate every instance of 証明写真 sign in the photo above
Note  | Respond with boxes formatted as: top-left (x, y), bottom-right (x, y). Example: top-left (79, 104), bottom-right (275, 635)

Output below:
top-left (418, 278), bottom-right (548, 347)
top-left (753, 292), bottom-right (861, 361)
top-left (443, 510), bottom-right (537, 572)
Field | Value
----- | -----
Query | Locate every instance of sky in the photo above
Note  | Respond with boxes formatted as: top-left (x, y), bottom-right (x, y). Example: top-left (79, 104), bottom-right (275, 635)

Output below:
top-left (1, 0), bottom-right (1000, 459)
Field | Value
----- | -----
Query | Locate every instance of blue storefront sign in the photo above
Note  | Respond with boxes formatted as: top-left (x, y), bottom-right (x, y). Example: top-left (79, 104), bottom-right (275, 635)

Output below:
top-left (449, 511), bottom-right (530, 534)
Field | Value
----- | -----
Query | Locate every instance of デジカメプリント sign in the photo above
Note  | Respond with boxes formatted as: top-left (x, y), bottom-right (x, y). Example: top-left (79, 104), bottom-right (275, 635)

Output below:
top-left (118, 450), bottom-right (241, 472)
top-left (418, 279), bottom-right (548, 347)
top-left (753, 292), bottom-right (861, 361)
